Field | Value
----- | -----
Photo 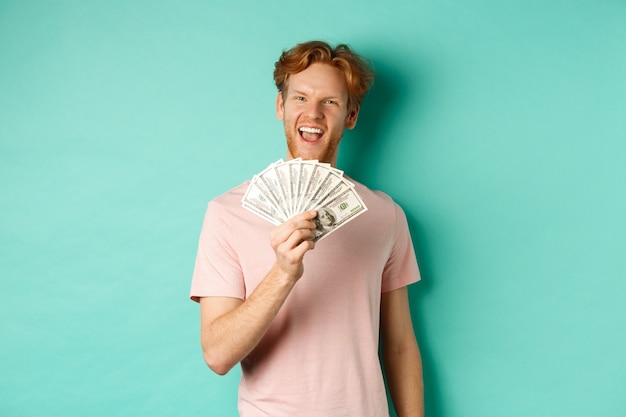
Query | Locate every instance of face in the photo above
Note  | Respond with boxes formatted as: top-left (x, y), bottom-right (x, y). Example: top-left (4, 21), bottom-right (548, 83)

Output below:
top-left (319, 209), bottom-right (335, 226)
top-left (276, 63), bottom-right (359, 166)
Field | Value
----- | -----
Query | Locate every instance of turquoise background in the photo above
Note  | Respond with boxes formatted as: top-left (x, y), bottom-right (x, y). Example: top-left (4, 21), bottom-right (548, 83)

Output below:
top-left (2, 1), bottom-right (625, 416)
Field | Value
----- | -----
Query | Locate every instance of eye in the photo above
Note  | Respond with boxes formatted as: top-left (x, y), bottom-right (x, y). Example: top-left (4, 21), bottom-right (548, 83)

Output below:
top-left (294, 96), bottom-right (306, 101)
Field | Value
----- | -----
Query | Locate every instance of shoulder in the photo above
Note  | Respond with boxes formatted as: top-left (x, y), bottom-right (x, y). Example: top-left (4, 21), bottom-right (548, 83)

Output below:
top-left (204, 180), bottom-right (256, 221)
top-left (349, 178), bottom-right (403, 215)
top-left (201, 180), bottom-right (272, 239)
top-left (349, 178), bottom-right (412, 240)
top-left (200, 180), bottom-right (251, 233)
top-left (209, 181), bottom-right (249, 209)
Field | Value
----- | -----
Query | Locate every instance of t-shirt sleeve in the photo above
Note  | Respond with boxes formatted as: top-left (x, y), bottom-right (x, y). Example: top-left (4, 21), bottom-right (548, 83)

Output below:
top-left (381, 202), bottom-right (421, 293)
top-left (189, 201), bottom-right (246, 302)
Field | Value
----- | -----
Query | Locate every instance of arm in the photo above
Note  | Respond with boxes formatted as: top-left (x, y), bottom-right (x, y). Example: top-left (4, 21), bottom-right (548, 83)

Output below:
top-left (199, 211), bottom-right (318, 375)
top-left (380, 286), bottom-right (424, 417)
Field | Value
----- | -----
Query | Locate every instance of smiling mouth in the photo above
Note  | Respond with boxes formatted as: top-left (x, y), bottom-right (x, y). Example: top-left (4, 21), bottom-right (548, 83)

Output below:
top-left (299, 127), bottom-right (324, 142)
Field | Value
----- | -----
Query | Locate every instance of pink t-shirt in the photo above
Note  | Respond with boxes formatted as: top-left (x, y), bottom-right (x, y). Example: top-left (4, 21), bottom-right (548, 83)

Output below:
top-left (190, 179), bottom-right (420, 417)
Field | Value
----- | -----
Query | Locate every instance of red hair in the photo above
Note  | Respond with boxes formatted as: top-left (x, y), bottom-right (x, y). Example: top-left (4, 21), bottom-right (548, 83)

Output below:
top-left (273, 41), bottom-right (375, 111)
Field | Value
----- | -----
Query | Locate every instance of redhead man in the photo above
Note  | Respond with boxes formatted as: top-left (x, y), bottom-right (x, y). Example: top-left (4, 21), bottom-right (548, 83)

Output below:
top-left (191, 40), bottom-right (424, 417)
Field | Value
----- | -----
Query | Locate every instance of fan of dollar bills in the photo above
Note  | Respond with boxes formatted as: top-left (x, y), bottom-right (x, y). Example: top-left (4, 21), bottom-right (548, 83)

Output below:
top-left (241, 159), bottom-right (368, 241)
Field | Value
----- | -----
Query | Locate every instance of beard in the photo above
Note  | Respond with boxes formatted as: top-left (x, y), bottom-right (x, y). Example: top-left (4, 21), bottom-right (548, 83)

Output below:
top-left (284, 124), bottom-right (343, 165)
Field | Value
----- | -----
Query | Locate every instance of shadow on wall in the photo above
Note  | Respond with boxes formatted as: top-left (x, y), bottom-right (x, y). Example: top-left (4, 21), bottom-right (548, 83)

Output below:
top-left (340, 54), bottom-right (445, 417)
top-left (338, 57), bottom-right (399, 180)
top-left (339, 53), bottom-right (425, 184)
top-left (406, 210), bottom-right (444, 417)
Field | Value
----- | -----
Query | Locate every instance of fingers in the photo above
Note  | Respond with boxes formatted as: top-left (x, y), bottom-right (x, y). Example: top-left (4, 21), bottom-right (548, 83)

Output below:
top-left (270, 211), bottom-right (317, 246)
top-left (284, 228), bottom-right (316, 250)
top-left (280, 235), bottom-right (315, 262)
top-left (270, 211), bottom-right (318, 279)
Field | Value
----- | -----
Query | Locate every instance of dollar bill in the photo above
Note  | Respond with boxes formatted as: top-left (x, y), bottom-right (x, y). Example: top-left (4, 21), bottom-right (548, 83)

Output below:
top-left (309, 186), bottom-right (367, 241)
top-left (241, 177), bottom-right (285, 225)
top-left (301, 168), bottom-right (345, 211)
top-left (241, 159), bottom-right (368, 240)
top-left (256, 160), bottom-right (289, 220)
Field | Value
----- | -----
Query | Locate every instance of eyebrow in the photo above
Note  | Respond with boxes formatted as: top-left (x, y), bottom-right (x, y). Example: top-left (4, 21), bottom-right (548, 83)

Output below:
top-left (290, 89), bottom-right (344, 101)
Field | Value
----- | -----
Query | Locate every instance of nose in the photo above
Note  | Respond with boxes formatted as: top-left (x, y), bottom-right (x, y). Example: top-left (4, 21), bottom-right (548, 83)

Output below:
top-left (304, 101), bottom-right (324, 119)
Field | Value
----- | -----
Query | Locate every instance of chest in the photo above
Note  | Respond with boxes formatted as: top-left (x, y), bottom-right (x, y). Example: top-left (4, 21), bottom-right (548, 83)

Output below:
top-left (235, 208), bottom-right (395, 297)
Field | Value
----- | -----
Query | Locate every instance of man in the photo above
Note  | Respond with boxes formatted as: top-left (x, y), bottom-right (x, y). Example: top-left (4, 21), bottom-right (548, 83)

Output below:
top-left (190, 40), bottom-right (424, 416)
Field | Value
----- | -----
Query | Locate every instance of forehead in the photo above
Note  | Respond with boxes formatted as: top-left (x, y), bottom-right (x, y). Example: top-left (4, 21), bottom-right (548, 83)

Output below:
top-left (286, 63), bottom-right (348, 98)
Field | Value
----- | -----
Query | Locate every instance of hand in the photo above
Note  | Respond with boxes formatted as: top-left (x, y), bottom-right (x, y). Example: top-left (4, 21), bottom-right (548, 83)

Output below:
top-left (270, 210), bottom-right (318, 281)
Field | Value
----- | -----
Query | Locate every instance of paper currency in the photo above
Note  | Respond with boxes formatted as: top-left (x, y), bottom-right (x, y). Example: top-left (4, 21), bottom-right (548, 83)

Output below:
top-left (241, 159), bottom-right (368, 241)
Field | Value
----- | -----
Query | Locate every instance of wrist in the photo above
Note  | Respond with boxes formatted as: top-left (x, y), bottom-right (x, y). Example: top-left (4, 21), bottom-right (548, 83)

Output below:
top-left (270, 263), bottom-right (301, 287)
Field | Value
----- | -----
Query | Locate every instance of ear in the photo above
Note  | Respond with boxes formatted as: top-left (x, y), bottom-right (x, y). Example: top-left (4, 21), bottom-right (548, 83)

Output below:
top-left (345, 105), bottom-right (360, 130)
top-left (276, 92), bottom-right (285, 120)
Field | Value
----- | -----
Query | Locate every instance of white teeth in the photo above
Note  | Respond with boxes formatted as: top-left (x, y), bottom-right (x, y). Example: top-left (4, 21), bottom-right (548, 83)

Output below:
top-left (299, 127), bottom-right (323, 134)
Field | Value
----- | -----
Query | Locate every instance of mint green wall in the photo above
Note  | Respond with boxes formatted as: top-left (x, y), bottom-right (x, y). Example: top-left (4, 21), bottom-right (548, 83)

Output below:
top-left (2, 1), bottom-right (624, 416)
